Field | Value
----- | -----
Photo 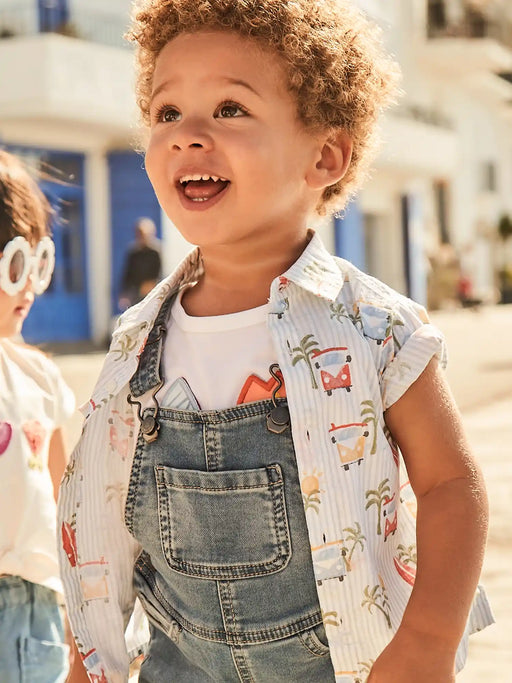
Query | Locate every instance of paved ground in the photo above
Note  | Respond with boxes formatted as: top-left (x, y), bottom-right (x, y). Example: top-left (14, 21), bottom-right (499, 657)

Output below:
top-left (51, 304), bottom-right (512, 680)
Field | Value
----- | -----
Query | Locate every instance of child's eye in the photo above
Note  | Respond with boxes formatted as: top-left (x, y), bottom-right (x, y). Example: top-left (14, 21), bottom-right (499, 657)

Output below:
top-left (155, 106), bottom-right (181, 123)
top-left (215, 101), bottom-right (248, 119)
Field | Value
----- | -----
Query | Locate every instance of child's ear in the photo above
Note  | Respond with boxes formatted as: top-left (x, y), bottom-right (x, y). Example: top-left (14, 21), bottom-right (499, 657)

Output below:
top-left (306, 130), bottom-right (353, 190)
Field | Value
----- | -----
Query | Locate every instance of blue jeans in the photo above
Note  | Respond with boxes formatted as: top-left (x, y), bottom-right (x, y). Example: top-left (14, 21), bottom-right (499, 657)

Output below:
top-left (125, 303), bottom-right (335, 682)
top-left (0, 576), bottom-right (69, 683)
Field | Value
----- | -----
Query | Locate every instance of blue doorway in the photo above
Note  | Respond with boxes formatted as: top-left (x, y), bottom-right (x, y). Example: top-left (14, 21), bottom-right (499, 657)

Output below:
top-left (7, 147), bottom-right (90, 343)
top-left (38, 0), bottom-right (69, 32)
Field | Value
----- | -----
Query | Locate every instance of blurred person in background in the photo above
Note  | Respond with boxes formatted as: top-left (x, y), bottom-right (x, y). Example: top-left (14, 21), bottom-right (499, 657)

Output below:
top-left (118, 217), bottom-right (162, 310)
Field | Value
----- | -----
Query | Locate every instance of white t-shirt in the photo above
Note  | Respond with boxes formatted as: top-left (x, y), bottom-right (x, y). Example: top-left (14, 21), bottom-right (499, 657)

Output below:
top-left (0, 338), bottom-right (75, 594)
top-left (157, 289), bottom-right (285, 411)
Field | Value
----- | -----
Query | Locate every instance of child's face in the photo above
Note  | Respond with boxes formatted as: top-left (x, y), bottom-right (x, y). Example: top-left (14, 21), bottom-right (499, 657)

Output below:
top-left (0, 273), bottom-right (34, 339)
top-left (145, 31), bottom-right (324, 251)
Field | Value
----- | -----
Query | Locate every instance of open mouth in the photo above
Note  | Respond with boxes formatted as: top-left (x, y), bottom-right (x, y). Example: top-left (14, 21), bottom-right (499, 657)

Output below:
top-left (177, 174), bottom-right (230, 203)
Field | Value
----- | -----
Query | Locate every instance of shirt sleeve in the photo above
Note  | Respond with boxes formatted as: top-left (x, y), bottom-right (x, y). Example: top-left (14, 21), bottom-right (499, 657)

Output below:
top-left (57, 388), bottom-right (142, 683)
top-left (376, 296), bottom-right (446, 411)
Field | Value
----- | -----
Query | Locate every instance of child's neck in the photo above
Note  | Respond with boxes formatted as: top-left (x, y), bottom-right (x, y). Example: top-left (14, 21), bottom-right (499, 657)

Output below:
top-left (183, 232), bottom-right (310, 316)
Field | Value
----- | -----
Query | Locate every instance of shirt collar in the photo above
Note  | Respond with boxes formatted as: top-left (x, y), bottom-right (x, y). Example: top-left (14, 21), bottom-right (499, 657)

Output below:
top-left (83, 231), bottom-right (344, 416)
top-left (271, 230), bottom-right (344, 302)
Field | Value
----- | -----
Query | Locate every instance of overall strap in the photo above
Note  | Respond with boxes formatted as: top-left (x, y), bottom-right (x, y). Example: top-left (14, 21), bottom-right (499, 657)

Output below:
top-left (129, 290), bottom-right (176, 398)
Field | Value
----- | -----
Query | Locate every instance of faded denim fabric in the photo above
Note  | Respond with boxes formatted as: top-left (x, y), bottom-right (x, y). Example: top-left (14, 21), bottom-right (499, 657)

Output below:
top-left (125, 311), bottom-right (335, 682)
top-left (0, 576), bottom-right (69, 683)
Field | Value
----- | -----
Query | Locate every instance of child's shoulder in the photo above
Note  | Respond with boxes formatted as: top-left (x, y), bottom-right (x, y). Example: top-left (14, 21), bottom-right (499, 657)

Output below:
top-left (3, 338), bottom-right (62, 381)
top-left (334, 256), bottom-right (430, 324)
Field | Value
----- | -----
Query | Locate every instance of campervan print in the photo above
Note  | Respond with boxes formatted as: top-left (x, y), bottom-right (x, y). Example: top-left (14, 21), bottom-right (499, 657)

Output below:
top-left (382, 492), bottom-right (398, 541)
top-left (359, 303), bottom-right (392, 345)
top-left (311, 523), bottom-right (366, 585)
top-left (311, 535), bottom-right (347, 586)
top-left (78, 557), bottom-right (110, 604)
top-left (311, 346), bottom-right (352, 395)
top-left (329, 421), bottom-right (369, 470)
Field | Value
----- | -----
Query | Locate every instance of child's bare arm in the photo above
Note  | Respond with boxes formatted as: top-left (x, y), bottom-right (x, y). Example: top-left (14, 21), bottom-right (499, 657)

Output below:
top-left (371, 358), bottom-right (488, 681)
top-left (48, 428), bottom-right (68, 503)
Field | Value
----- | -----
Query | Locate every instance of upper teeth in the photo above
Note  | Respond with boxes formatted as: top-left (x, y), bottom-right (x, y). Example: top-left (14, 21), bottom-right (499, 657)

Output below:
top-left (179, 174), bottom-right (227, 183)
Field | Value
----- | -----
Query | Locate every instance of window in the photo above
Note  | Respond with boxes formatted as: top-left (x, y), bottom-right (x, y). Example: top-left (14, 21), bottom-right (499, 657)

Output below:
top-left (481, 162), bottom-right (497, 193)
top-left (428, 0), bottom-right (447, 35)
top-left (434, 181), bottom-right (450, 244)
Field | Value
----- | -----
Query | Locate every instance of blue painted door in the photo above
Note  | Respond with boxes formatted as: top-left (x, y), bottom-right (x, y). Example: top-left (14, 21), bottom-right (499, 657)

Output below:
top-left (13, 149), bottom-right (90, 343)
top-left (108, 151), bottom-right (161, 314)
top-left (38, 0), bottom-right (69, 32)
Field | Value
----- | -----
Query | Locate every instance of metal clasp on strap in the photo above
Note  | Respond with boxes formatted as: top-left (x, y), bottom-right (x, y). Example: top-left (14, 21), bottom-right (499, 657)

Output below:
top-left (127, 325), bottom-right (166, 443)
top-left (266, 363), bottom-right (290, 434)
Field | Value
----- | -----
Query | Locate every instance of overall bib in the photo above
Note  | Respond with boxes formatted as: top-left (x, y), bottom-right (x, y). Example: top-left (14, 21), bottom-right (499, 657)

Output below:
top-left (125, 296), bottom-right (335, 682)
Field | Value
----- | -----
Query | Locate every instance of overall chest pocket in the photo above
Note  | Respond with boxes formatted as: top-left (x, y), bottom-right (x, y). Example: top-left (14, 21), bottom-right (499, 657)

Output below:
top-left (155, 463), bottom-right (291, 580)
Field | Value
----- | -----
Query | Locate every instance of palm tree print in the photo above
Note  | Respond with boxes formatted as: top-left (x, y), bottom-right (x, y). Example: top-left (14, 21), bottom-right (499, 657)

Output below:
top-left (321, 609), bottom-right (340, 628)
top-left (62, 453), bottom-right (78, 484)
top-left (355, 661), bottom-right (375, 682)
top-left (301, 470), bottom-right (322, 513)
top-left (111, 332), bottom-right (140, 362)
top-left (288, 335), bottom-right (320, 390)
top-left (329, 301), bottom-right (362, 327)
top-left (365, 478), bottom-right (391, 536)
top-left (106, 482), bottom-right (128, 507)
top-left (360, 399), bottom-right (378, 454)
top-left (342, 522), bottom-right (366, 571)
top-left (391, 314), bottom-right (405, 350)
top-left (397, 544), bottom-right (417, 566)
top-left (361, 583), bottom-right (392, 629)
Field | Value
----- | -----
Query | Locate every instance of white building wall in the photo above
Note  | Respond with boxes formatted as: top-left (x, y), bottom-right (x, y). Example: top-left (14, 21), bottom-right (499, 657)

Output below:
top-left (354, 0), bottom-right (512, 305)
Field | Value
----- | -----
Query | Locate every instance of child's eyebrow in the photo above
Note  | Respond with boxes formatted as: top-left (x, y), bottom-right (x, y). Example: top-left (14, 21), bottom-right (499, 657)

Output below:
top-left (150, 79), bottom-right (176, 104)
top-left (150, 76), bottom-right (262, 104)
top-left (220, 77), bottom-right (262, 99)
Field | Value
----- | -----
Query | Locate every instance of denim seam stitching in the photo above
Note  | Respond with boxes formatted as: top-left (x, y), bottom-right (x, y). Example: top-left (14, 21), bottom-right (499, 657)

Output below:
top-left (157, 478), bottom-right (290, 576)
top-left (297, 630), bottom-right (331, 658)
top-left (138, 557), bottom-right (324, 644)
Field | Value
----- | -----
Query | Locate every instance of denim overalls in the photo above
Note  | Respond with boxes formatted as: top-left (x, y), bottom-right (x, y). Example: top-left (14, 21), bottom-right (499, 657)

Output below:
top-left (125, 295), bottom-right (335, 682)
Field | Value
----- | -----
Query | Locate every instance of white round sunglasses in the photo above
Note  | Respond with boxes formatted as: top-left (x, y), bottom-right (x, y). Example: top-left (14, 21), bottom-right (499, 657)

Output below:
top-left (0, 236), bottom-right (55, 296)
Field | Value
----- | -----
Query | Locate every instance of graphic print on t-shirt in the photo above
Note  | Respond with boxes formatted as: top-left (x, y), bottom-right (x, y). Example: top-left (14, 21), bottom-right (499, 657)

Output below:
top-left (237, 369), bottom-right (287, 405)
top-left (22, 420), bottom-right (47, 470)
top-left (0, 421), bottom-right (12, 455)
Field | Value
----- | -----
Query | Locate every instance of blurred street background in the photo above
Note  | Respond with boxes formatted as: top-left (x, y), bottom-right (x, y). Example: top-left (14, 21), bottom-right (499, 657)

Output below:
top-left (1, 0), bottom-right (512, 347)
top-left (52, 303), bottom-right (512, 681)
top-left (1, 0), bottom-right (511, 679)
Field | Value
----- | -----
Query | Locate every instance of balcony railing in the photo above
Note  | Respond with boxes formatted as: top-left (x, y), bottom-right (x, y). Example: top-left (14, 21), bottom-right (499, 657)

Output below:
top-left (0, 3), bottom-right (131, 49)
top-left (428, 7), bottom-right (512, 52)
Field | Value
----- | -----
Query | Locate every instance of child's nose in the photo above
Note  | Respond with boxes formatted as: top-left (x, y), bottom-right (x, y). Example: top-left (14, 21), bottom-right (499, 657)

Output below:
top-left (170, 117), bottom-right (214, 152)
top-left (22, 271), bottom-right (36, 296)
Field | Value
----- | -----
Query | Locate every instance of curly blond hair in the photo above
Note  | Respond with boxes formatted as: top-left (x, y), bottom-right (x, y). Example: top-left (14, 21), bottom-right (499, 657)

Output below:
top-left (127, 0), bottom-right (401, 214)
